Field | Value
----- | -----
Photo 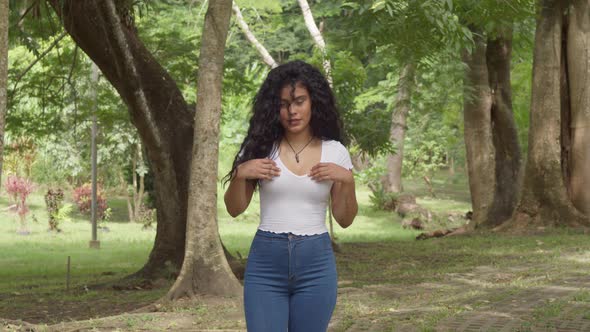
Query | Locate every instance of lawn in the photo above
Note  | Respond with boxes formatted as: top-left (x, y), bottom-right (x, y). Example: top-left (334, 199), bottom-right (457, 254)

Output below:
top-left (1, 174), bottom-right (590, 331)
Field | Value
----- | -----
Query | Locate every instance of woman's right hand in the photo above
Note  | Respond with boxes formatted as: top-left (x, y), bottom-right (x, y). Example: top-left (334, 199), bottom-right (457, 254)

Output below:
top-left (236, 158), bottom-right (281, 180)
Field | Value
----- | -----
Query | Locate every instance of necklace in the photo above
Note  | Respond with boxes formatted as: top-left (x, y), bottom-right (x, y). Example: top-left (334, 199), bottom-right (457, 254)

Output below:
top-left (285, 137), bottom-right (314, 163)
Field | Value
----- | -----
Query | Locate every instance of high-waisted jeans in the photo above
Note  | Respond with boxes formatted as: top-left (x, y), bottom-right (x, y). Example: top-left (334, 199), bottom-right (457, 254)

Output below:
top-left (243, 229), bottom-right (338, 332)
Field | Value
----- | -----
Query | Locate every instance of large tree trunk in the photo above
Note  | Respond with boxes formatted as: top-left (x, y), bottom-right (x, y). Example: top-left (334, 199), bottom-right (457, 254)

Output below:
top-left (462, 31), bottom-right (496, 226)
top-left (507, 0), bottom-right (589, 230)
top-left (462, 27), bottom-right (522, 228)
top-left (167, 0), bottom-right (240, 298)
top-left (485, 30), bottom-right (522, 226)
top-left (384, 62), bottom-right (414, 194)
top-left (48, 0), bottom-right (193, 278)
top-left (567, 0), bottom-right (590, 216)
top-left (0, 0), bottom-right (8, 191)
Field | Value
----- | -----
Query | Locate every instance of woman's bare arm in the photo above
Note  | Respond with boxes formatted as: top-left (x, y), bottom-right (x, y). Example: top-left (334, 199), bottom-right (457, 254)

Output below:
top-left (309, 162), bottom-right (358, 228)
top-left (330, 174), bottom-right (358, 228)
top-left (224, 159), bottom-right (280, 217)
top-left (224, 174), bottom-right (255, 218)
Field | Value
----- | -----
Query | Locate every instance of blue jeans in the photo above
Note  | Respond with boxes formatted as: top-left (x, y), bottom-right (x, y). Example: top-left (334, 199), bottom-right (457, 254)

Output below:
top-left (244, 229), bottom-right (338, 332)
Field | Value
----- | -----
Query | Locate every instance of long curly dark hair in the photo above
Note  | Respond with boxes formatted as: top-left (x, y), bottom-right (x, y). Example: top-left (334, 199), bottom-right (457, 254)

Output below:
top-left (223, 60), bottom-right (344, 187)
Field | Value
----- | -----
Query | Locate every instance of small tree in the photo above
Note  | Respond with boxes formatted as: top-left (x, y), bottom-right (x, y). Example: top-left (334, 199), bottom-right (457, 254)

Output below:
top-left (5, 175), bottom-right (35, 234)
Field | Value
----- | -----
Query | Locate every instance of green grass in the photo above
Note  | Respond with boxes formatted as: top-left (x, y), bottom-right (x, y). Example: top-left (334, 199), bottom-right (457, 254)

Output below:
top-left (0, 182), bottom-right (423, 294)
top-left (3, 172), bottom-right (590, 330)
top-left (0, 175), bottom-right (442, 326)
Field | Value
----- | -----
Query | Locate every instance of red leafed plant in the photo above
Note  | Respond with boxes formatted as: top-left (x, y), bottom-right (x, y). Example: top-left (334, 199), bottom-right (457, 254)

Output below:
top-left (5, 175), bottom-right (35, 234)
top-left (72, 183), bottom-right (108, 220)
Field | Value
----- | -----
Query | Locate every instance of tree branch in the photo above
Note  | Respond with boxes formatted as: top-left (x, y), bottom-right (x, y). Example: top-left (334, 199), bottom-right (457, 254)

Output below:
top-left (232, 3), bottom-right (277, 68)
top-left (297, 0), bottom-right (332, 85)
top-left (10, 0), bottom-right (41, 29)
top-left (10, 31), bottom-right (67, 95)
top-left (100, 0), bottom-right (163, 151)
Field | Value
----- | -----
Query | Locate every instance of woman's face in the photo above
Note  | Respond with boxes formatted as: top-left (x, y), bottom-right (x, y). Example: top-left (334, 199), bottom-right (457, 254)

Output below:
top-left (279, 82), bottom-right (312, 136)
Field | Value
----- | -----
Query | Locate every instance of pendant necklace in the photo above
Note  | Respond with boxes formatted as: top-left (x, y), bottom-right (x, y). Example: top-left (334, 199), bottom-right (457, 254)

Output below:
top-left (285, 137), bottom-right (314, 163)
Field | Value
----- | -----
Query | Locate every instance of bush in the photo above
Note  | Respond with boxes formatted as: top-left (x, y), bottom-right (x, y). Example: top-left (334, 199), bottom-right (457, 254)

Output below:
top-left (369, 185), bottom-right (399, 211)
top-left (5, 175), bottom-right (35, 234)
top-left (45, 188), bottom-right (65, 231)
top-left (72, 183), bottom-right (108, 220)
top-left (136, 205), bottom-right (157, 230)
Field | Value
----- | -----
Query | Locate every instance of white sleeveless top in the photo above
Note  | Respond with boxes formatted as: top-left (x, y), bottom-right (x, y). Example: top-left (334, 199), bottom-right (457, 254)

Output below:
top-left (258, 140), bottom-right (354, 235)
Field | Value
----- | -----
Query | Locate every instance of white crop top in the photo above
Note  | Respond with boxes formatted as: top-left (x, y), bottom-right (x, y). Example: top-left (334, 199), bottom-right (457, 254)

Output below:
top-left (258, 140), bottom-right (354, 235)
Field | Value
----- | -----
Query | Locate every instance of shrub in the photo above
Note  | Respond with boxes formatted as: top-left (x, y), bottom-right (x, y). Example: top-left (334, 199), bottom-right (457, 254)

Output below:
top-left (45, 188), bottom-right (65, 231)
top-left (5, 175), bottom-right (35, 234)
top-left (72, 183), bottom-right (108, 220)
top-left (5, 175), bottom-right (21, 205)
top-left (136, 205), bottom-right (157, 230)
top-left (368, 185), bottom-right (399, 211)
top-left (53, 204), bottom-right (74, 229)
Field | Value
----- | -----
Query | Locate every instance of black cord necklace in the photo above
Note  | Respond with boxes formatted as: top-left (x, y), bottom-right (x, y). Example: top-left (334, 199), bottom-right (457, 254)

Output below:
top-left (285, 137), bottom-right (314, 163)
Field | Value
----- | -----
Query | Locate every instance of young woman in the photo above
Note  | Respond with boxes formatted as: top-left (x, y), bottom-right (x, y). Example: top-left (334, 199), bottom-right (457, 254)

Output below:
top-left (224, 60), bottom-right (358, 332)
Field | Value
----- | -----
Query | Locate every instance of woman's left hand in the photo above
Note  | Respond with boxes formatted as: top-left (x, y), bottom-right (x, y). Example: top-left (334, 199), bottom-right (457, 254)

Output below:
top-left (308, 163), bottom-right (353, 184)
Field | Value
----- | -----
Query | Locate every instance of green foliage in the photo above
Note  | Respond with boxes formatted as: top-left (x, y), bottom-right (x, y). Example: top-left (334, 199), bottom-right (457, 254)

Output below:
top-left (44, 188), bottom-right (65, 231)
top-left (4, 136), bottom-right (37, 178)
top-left (136, 1), bottom-right (204, 105)
top-left (136, 205), bottom-right (157, 230)
top-left (236, 0), bottom-right (282, 12)
top-left (454, 0), bottom-right (535, 36)
top-left (354, 153), bottom-right (386, 188)
top-left (349, 70), bottom-right (397, 155)
top-left (369, 186), bottom-right (400, 211)
top-left (335, 0), bottom-right (471, 62)
top-left (52, 203), bottom-right (74, 228)
top-left (7, 0), bottom-right (62, 50)
top-left (226, 1), bottom-right (314, 67)
top-left (403, 132), bottom-right (448, 179)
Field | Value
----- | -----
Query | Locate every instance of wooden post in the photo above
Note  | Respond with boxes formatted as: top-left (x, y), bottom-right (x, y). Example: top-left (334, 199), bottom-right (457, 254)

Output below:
top-left (66, 256), bottom-right (71, 291)
top-left (89, 63), bottom-right (100, 249)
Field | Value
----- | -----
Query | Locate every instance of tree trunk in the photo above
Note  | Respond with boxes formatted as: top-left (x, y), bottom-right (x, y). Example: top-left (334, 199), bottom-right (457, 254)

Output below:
top-left (167, 0), bottom-right (240, 299)
top-left (462, 31), bottom-right (496, 227)
top-left (449, 155), bottom-right (455, 176)
top-left (0, 0), bottom-right (8, 191)
top-left (567, 0), bottom-right (590, 216)
top-left (232, 3), bottom-right (277, 68)
top-left (485, 30), bottom-right (522, 227)
top-left (384, 62), bottom-right (414, 194)
top-left (461, 26), bottom-right (522, 228)
top-left (508, 0), bottom-right (589, 230)
top-left (48, 0), bottom-right (193, 278)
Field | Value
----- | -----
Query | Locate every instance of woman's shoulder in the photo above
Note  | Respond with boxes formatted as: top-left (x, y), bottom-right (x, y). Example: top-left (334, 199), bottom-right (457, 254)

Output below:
top-left (322, 139), bottom-right (350, 158)
top-left (322, 139), bottom-right (353, 169)
top-left (322, 139), bottom-right (347, 152)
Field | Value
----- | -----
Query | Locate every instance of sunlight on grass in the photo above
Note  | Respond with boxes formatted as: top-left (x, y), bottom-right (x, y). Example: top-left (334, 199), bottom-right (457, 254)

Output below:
top-left (0, 181), bottom-right (420, 294)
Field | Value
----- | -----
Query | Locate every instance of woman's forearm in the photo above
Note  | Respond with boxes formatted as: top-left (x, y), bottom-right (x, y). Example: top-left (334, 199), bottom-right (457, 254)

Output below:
top-left (224, 174), bottom-right (254, 218)
top-left (331, 180), bottom-right (358, 228)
